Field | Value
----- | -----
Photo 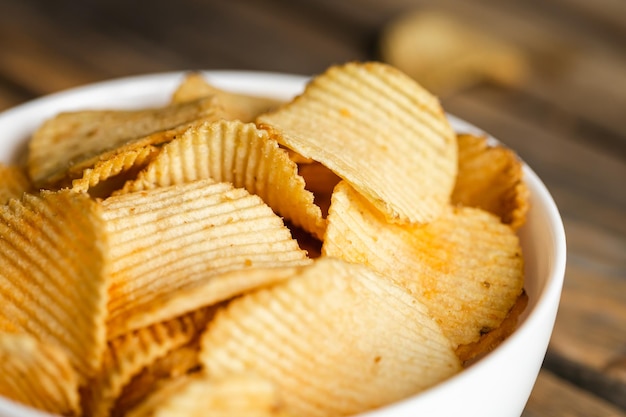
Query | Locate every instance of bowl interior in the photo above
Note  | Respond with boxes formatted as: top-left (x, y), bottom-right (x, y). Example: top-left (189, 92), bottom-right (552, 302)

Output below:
top-left (0, 71), bottom-right (566, 417)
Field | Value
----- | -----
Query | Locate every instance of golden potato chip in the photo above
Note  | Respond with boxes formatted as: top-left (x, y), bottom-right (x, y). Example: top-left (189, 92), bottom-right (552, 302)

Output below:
top-left (27, 98), bottom-right (224, 187)
top-left (0, 163), bottom-right (32, 205)
top-left (82, 307), bottom-right (215, 417)
top-left (172, 72), bottom-right (283, 122)
top-left (452, 133), bottom-right (529, 230)
top-left (283, 147), bottom-right (314, 164)
top-left (119, 119), bottom-right (326, 240)
top-left (323, 181), bottom-right (524, 347)
top-left (200, 258), bottom-right (461, 417)
top-left (455, 290), bottom-right (528, 364)
top-left (126, 373), bottom-right (287, 417)
top-left (113, 342), bottom-right (202, 417)
top-left (0, 190), bottom-right (109, 380)
top-left (0, 332), bottom-right (80, 416)
top-left (101, 178), bottom-right (311, 337)
top-left (71, 145), bottom-right (160, 197)
top-left (380, 10), bottom-right (529, 96)
top-left (257, 61), bottom-right (458, 225)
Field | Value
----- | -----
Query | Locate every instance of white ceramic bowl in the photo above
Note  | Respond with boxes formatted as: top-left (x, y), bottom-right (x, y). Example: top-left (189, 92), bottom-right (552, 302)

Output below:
top-left (0, 71), bottom-right (566, 417)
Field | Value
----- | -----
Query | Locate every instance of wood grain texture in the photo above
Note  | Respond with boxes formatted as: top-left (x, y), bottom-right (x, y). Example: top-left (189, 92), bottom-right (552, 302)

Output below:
top-left (523, 370), bottom-right (626, 417)
top-left (0, 0), bottom-right (624, 414)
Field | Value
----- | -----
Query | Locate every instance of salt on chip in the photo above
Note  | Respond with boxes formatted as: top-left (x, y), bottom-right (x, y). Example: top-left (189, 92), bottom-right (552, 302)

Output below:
top-left (172, 72), bottom-right (283, 122)
top-left (323, 181), bottom-right (524, 348)
top-left (71, 145), bottom-right (160, 197)
top-left (126, 373), bottom-right (287, 417)
top-left (257, 61), bottom-right (458, 225)
top-left (0, 163), bottom-right (32, 205)
top-left (82, 307), bottom-right (215, 417)
top-left (27, 98), bottom-right (224, 187)
top-left (200, 257), bottom-right (461, 417)
top-left (101, 178), bottom-right (311, 337)
top-left (0, 190), bottom-right (109, 380)
top-left (452, 133), bottom-right (529, 230)
top-left (119, 119), bottom-right (326, 240)
top-left (0, 332), bottom-right (80, 416)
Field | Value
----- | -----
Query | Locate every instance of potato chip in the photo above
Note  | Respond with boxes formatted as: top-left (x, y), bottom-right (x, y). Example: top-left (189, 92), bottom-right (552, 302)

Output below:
top-left (452, 133), bottom-right (529, 230)
top-left (82, 307), bottom-right (215, 417)
top-left (71, 145), bottom-right (160, 197)
top-left (172, 72), bottom-right (283, 122)
top-left (455, 290), bottom-right (528, 364)
top-left (0, 163), bottom-right (32, 205)
top-left (27, 98), bottom-right (224, 187)
top-left (101, 178), bottom-right (311, 337)
top-left (323, 181), bottom-right (524, 347)
top-left (0, 332), bottom-right (80, 416)
top-left (0, 190), bottom-right (109, 380)
top-left (118, 119), bottom-right (326, 239)
top-left (126, 373), bottom-right (287, 417)
top-left (113, 341), bottom-right (202, 417)
top-left (380, 10), bottom-right (528, 96)
top-left (257, 61), bottom-right (458, 225)
top-left (200, 257), bottom-right (461, 417)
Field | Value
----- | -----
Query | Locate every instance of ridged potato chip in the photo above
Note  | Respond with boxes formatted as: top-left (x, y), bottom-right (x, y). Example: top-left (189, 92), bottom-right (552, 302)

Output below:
top-left (257, 61), bottom-right (458, 225)
top-left (82, 307), bottom-right (215, 417)
top-left (0, 164), bottom-right (32, 205)
top-left (452, 133), bottom-right (529, 230)
top-left (0, 190), bottom-right (109, 380)
top-left (113, 341), bottom-right (202, 417)
top-left (102, 178), bottom-right (311, 337)
top-left (119, 119), bottom-right (326, 239)
top-left (71, 145), bottom-right (160, 197)
top-left (455, 290), bottom-right (528, 364)
top-left (126, 373), bottom-right (287, 417)
top-left (200, 257), bottom-right (461, 417)
top-left (27, 99), bottom-right (224, 187)
top-left (0, 332), bottom-right (80, 416)
top-left (323, 181), bottom-right (524, 347)
top-left (172, 72), bottom-right (283, 122)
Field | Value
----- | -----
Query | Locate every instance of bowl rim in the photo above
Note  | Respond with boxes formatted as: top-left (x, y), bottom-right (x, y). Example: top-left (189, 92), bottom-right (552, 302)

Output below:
top-left (0, 70), bottom-right (567, 417)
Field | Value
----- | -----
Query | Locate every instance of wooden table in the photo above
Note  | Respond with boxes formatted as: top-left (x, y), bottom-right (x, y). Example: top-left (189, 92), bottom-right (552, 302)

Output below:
top-left (1, 0), bottom-right (624, 416)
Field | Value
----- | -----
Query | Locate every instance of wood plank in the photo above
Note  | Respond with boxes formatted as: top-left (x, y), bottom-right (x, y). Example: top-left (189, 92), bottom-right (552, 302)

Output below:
top-left (546, 241), bottom-right (626, 408)
top-left (31, 0), bottom-right (368, 75)
top-left (523, 370), bottom-right (626, 417)
top-left (178, 0), bottom-right (367, 73)
top-left (0, 0), bottom-right (194, 92)
top-left (0, 77), bottom-right (37, 112)
top-left (0, 1), bottom-right (106, 94)
top-left (552, 266), bottom-right (626, 371)
top-left (526, 0), bottom-right (626, 40)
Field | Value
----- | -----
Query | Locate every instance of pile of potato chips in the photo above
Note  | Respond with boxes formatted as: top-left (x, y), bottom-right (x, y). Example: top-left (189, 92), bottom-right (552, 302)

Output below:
top-left (0, 62), bottom-right (529, 417)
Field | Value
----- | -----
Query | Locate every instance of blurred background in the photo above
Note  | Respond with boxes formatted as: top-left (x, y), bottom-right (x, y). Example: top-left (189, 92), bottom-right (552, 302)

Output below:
top-left (0, 0), bottom-right (624, 415)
